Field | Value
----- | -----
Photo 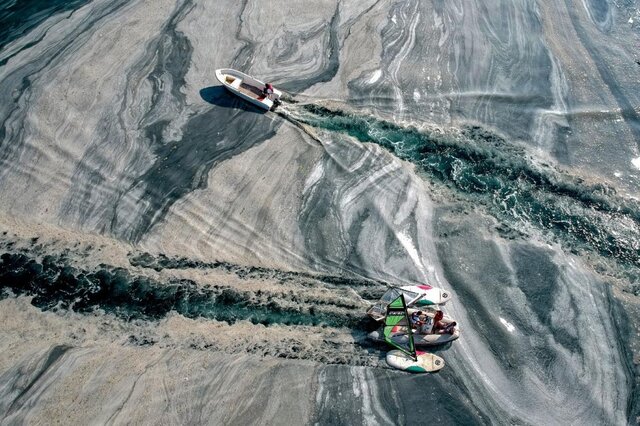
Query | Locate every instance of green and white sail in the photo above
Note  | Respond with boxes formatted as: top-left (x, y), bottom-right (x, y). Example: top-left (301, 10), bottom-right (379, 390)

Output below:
top-left (383, 294), bottom-right (416, 361)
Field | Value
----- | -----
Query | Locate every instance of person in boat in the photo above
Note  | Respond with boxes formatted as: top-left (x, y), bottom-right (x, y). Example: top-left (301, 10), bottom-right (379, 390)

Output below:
top-left (432, 310), bottom-right (457, 334)
top-left (418, 312), bottom-right (433, 334)
top-left (410, 311), bottom-right (423, 330)
top-left (263, 83), bottom-right (274, 100)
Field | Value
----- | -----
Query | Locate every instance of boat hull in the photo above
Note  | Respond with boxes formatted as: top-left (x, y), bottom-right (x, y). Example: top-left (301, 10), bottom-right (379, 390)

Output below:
top-left (221, 85), bottom-right (270, 110)
top-left (215, 68), bottom-right (282, 111)
top-left (368, 328), bottom-right (460, 346)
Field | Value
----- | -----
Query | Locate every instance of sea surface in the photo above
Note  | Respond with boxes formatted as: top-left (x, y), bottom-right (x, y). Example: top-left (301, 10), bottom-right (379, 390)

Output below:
top-left (0, 0), bottom-right (639, 424)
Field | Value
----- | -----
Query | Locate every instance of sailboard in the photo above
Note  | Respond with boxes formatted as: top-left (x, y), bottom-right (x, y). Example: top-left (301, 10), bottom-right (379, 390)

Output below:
top-left (383, 294), bottom-right (445, 373)
top-left (367, 285), bottom-right (452, 321)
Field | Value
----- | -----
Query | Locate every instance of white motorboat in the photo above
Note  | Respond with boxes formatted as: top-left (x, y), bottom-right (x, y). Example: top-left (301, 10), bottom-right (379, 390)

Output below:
top-left (215, 68), bottom-right (282, 111)
top-left (367, 285), bottom-right (452, 321)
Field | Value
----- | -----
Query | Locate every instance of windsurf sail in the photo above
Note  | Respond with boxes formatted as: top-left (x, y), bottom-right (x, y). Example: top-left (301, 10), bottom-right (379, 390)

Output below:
top-left (366, 285), bottom-right (450, 321)
top-left (367, 287), bottom-right (418, 321)
top-left (383, 294), bottom-right (417, 361)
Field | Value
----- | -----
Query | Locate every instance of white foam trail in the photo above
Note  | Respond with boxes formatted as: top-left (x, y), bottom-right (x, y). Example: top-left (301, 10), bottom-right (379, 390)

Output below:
top-left (303, 162), bottom-right (324, 194)
top-left (499, 317), bottom-right (516, 333)
top-left (367, 70), bottom-right (382, 84)
top-left (396, 230), bottom-right (426, 279)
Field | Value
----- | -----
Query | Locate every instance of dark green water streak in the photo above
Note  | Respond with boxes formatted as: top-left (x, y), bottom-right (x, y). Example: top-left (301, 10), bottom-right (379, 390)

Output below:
top-left (291, 104), bottom-right (640, 277)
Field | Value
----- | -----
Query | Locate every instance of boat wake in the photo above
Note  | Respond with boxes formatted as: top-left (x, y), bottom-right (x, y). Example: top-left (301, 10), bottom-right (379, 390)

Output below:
top-left (278, 101), bottom-right (640, 285)
top-left (0, 230), bottom-right (391, 367)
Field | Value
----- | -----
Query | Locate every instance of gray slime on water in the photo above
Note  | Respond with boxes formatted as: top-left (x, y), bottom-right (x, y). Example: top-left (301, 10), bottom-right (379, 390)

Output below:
top-left (0, 0), bottom-right (638, 424)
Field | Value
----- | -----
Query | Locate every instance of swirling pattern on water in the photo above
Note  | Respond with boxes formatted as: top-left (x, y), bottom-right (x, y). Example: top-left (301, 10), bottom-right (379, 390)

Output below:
top-left (0, 0), bottom-right (638, 424)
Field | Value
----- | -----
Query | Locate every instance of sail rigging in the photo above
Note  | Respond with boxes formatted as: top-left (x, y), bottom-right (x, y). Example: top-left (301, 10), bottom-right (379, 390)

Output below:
top-left (383, 294), bottom-right (416, 361)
